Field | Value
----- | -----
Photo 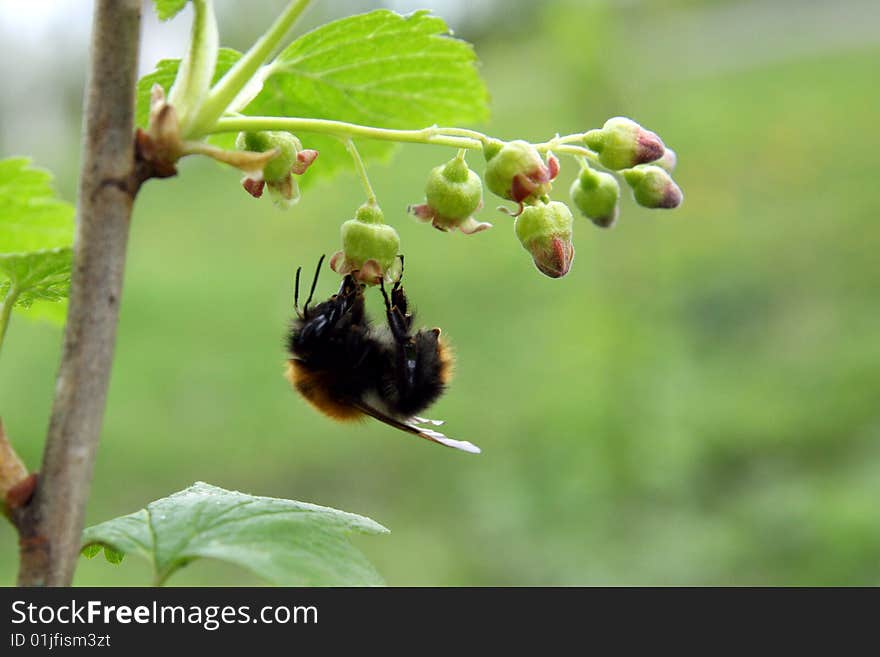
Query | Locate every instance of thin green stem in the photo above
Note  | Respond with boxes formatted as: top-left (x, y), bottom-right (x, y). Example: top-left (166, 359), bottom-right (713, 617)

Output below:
top-left (191, 0), bottom-right (312, 136)
top-left (533, 132), bottom-right (589, 149)
top-left (0, 284), bottom-right (19, 359)
top-left (208, 117), bottom-right (600, 166)
top-left (344, 139), bottom-right (377, 205)
top-left (169, 0), bottom-right (219, 136)
top-left (551, 144), bottom-right (599, 160)
top-left (210, 116), bottom-right (485, 150)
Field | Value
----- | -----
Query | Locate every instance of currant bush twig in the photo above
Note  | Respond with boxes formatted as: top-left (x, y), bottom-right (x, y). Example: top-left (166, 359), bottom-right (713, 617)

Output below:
top-left (167, 0), bottom-right (219, 136)
top-left (189, 0), bottom-right (313, 137)
top-left (0, 283), bottom-right (18, 358)
top-left (16, 0), bottom-right (142, 587)
top-left (344, 139), bottom-right (377, 206)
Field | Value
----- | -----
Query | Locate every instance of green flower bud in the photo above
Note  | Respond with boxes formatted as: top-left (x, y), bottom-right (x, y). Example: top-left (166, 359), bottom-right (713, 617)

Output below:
top-left (235, 131), bottom-right (318, 207)
top-left (514, 201), bottom-right (575, 278)
top-left (584, 117), bottom-right (665, 170)
top-left (330, 203), bottom-right (401, 285)
top-left (484, 140), bottom-right (559, 203)
top-left (570, 167), bottom-right (620, 228)
top-left (409, 156), bottom-right (490, 234)
top-left (622, 165), bottom-right (683, 209)
top-left (236, 131), bottom-right (300, 182)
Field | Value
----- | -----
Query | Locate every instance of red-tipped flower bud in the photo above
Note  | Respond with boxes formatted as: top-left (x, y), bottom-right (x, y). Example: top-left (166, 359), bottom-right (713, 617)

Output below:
top-left (235, 131), bottom-right (318, 207)
top-left (484, 140), bottom-right (559, 203)
top-left (570, 167), bottom-right (621, 228)
top-left (330, 203), bottom-right (401, 285)
top-left (409, 155), bottom-right (490, 234)
top-left (584, 117), bottom-right (665, 170)
top-left (622, 165), bottom-right (683, 209)
top-left (514, 201), bottom-right (575, 278)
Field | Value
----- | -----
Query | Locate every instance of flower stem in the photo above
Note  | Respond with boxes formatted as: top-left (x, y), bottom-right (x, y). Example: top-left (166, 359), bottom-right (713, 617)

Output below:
top-left (208, 117), bottom-right (600, 168)
top-left (344, 139), bottom-right (377, 205)
top-left (190, 0), bottom-right (312, 136)
top-left (0, 284), bottom-right (18, 359)
top-left (211, 116), bottom-right (485, 150)
top-left (168, 0), bottom-right (219, 137)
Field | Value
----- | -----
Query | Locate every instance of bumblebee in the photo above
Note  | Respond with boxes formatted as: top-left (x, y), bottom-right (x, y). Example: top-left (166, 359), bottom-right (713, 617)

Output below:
top-left (285, 256), bottom-right (480, 454)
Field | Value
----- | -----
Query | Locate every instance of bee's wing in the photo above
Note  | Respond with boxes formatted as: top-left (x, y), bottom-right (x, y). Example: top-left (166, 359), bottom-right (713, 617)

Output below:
top-left (353, 402), bottom-right (480, 454)
top-left (412, 416), bottom-right (444, 426)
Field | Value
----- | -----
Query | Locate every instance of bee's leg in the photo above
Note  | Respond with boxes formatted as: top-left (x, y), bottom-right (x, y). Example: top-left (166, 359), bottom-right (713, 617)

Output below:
top-left (391, 285), bottom-right (408, 317)
top-left (379, 277), bottom-right (410, 342)
top-left (303, 254), bottom-right (326, 315)
top-left (394, 254), bottom-right (405, 290)
top-left (293, 266), bottom-right (303, 317)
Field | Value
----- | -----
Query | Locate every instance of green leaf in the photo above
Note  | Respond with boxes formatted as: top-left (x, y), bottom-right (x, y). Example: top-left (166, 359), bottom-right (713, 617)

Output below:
top-left (81, 544), bottom-right (102, 559)
top-left (81, 482), bottom-right (389, 586)
top-left (0, 158), bottom-right (74, 324)
top-left (136, 47), bottom-right (242, 129)
top-left (243, 9), bottom-right (490, 185)
top-left (153, 0), bottom-right (189, 22)
top-left (103, 546), bottom-right (126, 565)
top-left (0, 249), bottom-right (72, 307)
top-left (80, 543), bottom-right (125, 565)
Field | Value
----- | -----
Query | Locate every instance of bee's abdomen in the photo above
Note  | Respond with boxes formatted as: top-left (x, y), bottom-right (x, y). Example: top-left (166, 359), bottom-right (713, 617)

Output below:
top-left (285, 360), bottom-right (363, 421)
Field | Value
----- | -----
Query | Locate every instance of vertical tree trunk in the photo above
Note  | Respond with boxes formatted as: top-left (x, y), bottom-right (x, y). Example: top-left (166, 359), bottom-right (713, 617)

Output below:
top-left (17, 0), bottom-right (142, 586)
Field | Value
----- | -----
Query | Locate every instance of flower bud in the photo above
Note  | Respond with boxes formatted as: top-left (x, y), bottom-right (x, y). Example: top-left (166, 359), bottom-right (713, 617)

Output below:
top-left (570, 167), bottom-right (620, 228)
top-left (653, 148), bottom-right (677, 173)
top-left (584, 117), bottom-right (665, 170)
top-left (622, 165), bottom-right (683, 209)
top-left (330, 203), bottom-right (402, 285)
top-left (484, 140), bottom-right (559, 203)
top-left (409, 156), bottom-right (490, 234)
top-left (235, 131), bottom-right (318, 207)
top-left (514, 201), bottom-right (575, 278)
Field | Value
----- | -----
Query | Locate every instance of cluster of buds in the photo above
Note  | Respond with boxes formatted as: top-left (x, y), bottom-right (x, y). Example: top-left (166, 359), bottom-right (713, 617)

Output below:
top-left (236, 131), bottom-right (318, 207)
top-left (329, 202), bottom-right (402, 285)
top-left (581, 116), bottom-right (682, 212)
top-left (230, 116), bottom-right (681, 284)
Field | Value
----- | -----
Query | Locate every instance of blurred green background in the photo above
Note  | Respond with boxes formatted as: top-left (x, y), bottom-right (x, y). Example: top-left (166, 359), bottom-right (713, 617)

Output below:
top-left (1, 0), bottom-right (879, 585)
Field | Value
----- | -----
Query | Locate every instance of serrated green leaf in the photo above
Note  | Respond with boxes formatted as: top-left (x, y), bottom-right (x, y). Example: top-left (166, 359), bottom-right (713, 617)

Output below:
top-left (81, 482), bottom-right (389, 586)
top-left (103, 546), bottom-right (125, 565)
top-left (153, 0), bottom-right (189, 22)
top-left (81, 544), bottom-right (102, 559)
top-left (0, 158), bottom-right (74, 326)
top-left (136, 48), bottom-right (242, 129)
top-left (0, 249), bottom-right (72, 306)
top-left (0, 159), bottom-right (74, 253)
top-left (242, 10), bottom-right (490, 186)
